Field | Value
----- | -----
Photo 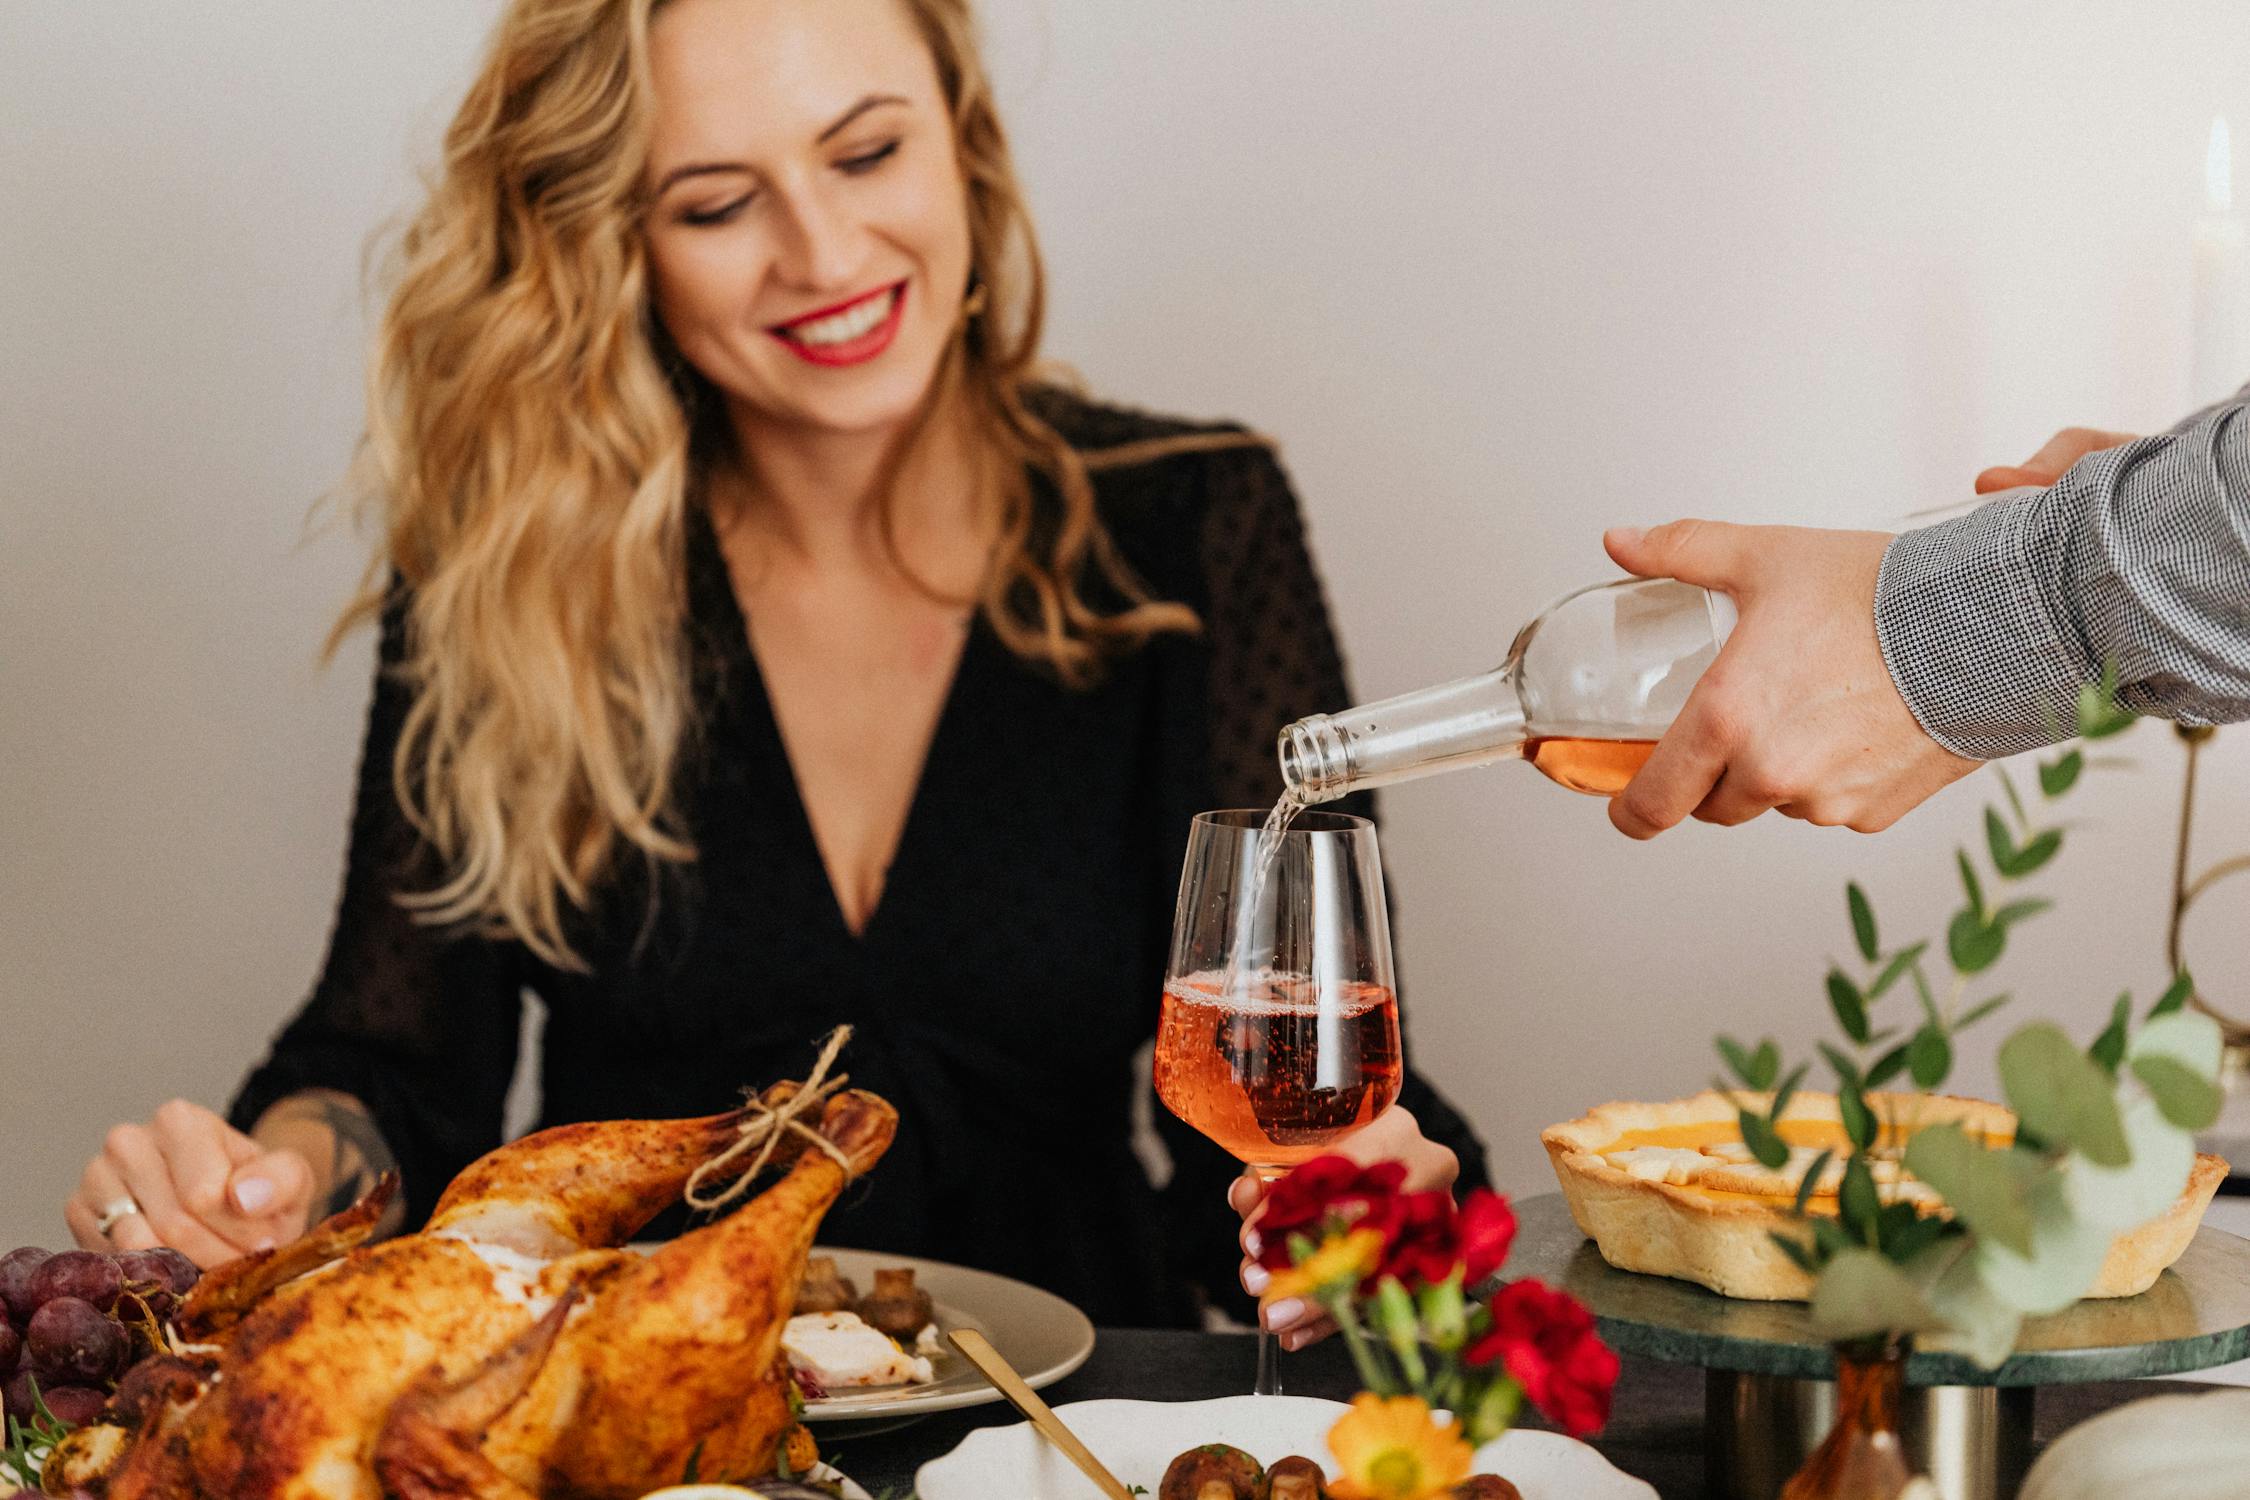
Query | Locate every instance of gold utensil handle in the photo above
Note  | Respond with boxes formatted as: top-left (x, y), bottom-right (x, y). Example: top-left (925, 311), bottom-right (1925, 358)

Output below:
top-left (946, 1328), bottom-right (1134, 1500)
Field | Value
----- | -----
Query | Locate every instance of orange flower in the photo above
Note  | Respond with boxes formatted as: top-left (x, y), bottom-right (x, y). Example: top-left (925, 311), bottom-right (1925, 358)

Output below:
top-left (1263, 1227), bottom-right (1387, 1304)
top-left (1326, 1394), bottom-right (1474, 1500)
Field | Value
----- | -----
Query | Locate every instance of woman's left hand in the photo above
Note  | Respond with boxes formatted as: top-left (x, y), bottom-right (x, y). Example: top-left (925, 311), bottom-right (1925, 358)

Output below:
top-left (1228, 1105), bottom-right (1458, 1350)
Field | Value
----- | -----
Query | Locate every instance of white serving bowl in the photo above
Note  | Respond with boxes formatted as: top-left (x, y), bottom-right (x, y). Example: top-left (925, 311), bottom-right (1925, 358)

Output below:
top-left (914, 1395), bottom-right (1654, 1500)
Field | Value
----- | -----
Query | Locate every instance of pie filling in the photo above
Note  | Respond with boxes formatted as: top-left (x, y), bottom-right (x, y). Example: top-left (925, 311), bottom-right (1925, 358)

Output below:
top-left (1593, 1118), bottom-right (2012, 1211)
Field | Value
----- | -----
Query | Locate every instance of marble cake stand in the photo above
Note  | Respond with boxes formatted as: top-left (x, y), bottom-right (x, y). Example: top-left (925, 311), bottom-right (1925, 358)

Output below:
top-left (1506, 1193), bottom-right (2250, 1500)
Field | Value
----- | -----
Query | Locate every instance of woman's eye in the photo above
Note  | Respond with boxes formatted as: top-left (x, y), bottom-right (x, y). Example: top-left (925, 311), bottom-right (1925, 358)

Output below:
top-left (837, 140), bottom-right (900, 175)
top-left (680, 195), bottom-right (753, 227)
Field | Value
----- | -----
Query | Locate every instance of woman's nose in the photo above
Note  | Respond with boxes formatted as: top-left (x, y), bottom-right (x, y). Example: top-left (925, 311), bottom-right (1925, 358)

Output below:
top-left (771, 183), bottom-right (868, 292)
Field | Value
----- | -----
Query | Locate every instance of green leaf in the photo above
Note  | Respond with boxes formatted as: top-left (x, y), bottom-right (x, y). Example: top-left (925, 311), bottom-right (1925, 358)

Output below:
top-left (1909, 1024), bottom-right (1954, 1089)
top-left (1811, 1247), bottom-right (1946, 1341)
top-left (1770, 1228), bottom-right (1820, 1274)
top-left (1985, 807), bottom-right (2021, 874)
top-left (1996, 765), bottom-right (2031, 829)
top-left (1956, 993), bottom-right (2012, 1031)
top-left (1866, 1041), bottom-right (1913, 1089)
top-left (1956, 849), bottom-right (1987, 918)
top-left (1840, 1082), bottom-right (1877, 1153)
top-left (1819, 1042), bottom-right (1863, 1091)
top-left (1811, 1216), bottom-right (1853, 1261)
top-left (1868, 943), bottom-right (1927, 1000)
top-left (1840, 1157), bottom-right (1882, 1247)
top-left (1772, 1062), bottom-right (1810, 1124)
top-left (2087, 994), bottom-right (2132, 1076)
top-left (1948, 908), bottom-right (2006, 974)
top-left (2076, 665), bottom-right (2137, 739)
top-left (1740, 1110), bottom-right (1790, 1172)
top-left (1751, 1039), bottom-right (1780, 1090)
top-left (2132, 1055), bottom-right (2224, 1131)
top-left (1718, 1035), bottom-right (1759, 1088)
top-left (1998, 1023), bottom-right (2132, 1168)
top-left (1848, 883), bottom-right (1879, 964)
top-left (1884, 1210), bottom-right (1949, 1264)
top-left (2039, 749), bottom-right (2084, 798)
top-left (2150, 970), bottom-right (2195, 1020)
top-left (2008, 828), bottom-right (2063, 876)
top-left (1918, 1238), bottom-right (2024, 1369)
top-left (1828, 969), bottom-right (1871, 1044)
top-left (1794, 1148), bottom-right (1836, 1216)
top-left (1992, 898), bottom-right (2053, 929)
top-left (1903, 1123), bottom-right (2039, 1256)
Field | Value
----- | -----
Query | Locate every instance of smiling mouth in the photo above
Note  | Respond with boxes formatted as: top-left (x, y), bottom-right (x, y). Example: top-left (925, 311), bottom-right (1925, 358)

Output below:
top-left (768, 281), bottom-right (907, 359)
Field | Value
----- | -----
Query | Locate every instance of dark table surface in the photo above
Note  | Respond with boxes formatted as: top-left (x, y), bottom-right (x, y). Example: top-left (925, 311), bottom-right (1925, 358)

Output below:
top-left (821, 1330), bottom-right (2224, 1498)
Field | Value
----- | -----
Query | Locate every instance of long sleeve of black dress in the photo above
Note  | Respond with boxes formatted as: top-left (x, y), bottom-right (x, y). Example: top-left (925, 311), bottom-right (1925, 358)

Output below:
top-left (229, 595), bottom-right (525, 1232)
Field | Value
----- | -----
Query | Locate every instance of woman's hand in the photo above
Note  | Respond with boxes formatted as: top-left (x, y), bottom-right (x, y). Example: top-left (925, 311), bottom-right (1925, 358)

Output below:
top-left (66, 1099), bottom-right (316, 1268)
top-left (1974, 426), bottom-right (2139, 494)
top-left (1600, 521), bottom-right (1979, 838)
top-left (1229, 1104), bottom-right (1458, 1351)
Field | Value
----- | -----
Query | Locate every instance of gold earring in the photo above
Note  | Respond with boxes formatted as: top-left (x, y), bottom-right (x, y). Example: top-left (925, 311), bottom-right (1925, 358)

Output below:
top-left (962, 281), bottom-right (989, 319)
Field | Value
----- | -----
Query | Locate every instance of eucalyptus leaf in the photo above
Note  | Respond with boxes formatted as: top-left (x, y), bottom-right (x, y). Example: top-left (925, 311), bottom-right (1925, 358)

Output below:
top-left (1812, 1216), bottom-right (1853, 1261)
top-left (2088, 995), bottom-right (2132, 1076)
top-left (1718, 1035), bottom-right (1759, 1088)
top-left (1849, 882), bottom-right (1879, 964)
top-left (1909, 1023), bottom-right (1953, 1089)
top-left (1884, 1210), bottom-right (1949, 1264)
top-left (2132, 1009), bottom-right (2224, 1077)
top-left (1916, 1240), bottom-right (2024, 1370)
top-left (1949, 908), bottom-right (2006, 974)
top-left (1740, 1109), bottom-right (1790, 1171)
top-left (1841, 1157), bottom-right (1882, 1247)
top-left (1999, 1023), bottom-right (2131, 1168)
top-left (2038, 749), bottom-right (2084, 798)
top-left (1819, 1042), bottom-right (1863, 1091)
top-left (1975, 1170), bottom-right (2116, 1316)
top-left (1795, 1148), bottom-right (1836, 1216)
top-left (1752, 1039), bottom-right (1780, 1090)
top-left (1840, 1082), bottom-right (1876, 1153)
top-left (2150, 970), bottom-right (2195, 1020)
top-left (1993, 898), bottom-right (2054, 929)
top-left (1957, 993), bottom-right (2012, 1031)
top-left (1866, 1041), bottom-right (1913, 1089)
top-left (2064, 1095), bottom-right (2194, 1232)
top-left (1829, 969), bottom-right (1870, 1044)
top-left (2133, 1056), bottom-right (2225, 1131)
top-left (1957, 850), bottom-right (1987, 918)
top-left (1986, 807), bottom-right (2022, 873)
top-left (1869, 943), bottom-right (1927, 1000)
top-left (1997, 766), bottom-right (2031, 830)
top-left (1770, 1229), bottom-right (1819, 1274)
top-left (1810, 1247), bottom-right (1947, 1341)
top-left (1902, 1122), bottom-right (2037, 1256)
top-left (1773, 1062), bottom-right (1810, 1123)
top-left (2010, 828), bottom-right (2063, 875)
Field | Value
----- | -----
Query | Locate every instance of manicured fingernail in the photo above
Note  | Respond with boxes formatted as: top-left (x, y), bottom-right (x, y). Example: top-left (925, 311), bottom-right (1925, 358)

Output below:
top-left (252, 1237), bottom-right (277, 1253)
top-left (233, 1177), bottom-right (274, 1213)
top-left (1263, 1298), bottom-right (1304, 1330)
top-left (1609, 525), bottom-right (1645, 547)
top-left (1242, 1230), bottom-right (1262, 1258)
top-left (1242, 1264), bottom-right (1270, 1295)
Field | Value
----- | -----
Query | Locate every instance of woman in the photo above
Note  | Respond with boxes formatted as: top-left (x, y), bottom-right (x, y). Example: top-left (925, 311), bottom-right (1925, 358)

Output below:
top-left (65, 0), bottom-right (1484, 1329)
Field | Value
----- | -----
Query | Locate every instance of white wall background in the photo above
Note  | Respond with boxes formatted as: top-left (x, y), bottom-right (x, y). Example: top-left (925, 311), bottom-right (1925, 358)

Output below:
top-left (5, 1), bottom-right (2249, 1255)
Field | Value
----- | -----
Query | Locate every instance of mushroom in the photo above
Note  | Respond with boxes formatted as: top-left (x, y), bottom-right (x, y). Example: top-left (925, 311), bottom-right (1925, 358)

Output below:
top-left (1258, 1454), bottom-right (1332, 1500)
top-left (791, 1256), bottom-right (858, 1316)
top-left (1449, 1477), bottom-right (1524, 1500)
top-left (854, 1267), bottom-right (934, 1342)
top-left (1160, 1443), bottom-right (1264, 1500)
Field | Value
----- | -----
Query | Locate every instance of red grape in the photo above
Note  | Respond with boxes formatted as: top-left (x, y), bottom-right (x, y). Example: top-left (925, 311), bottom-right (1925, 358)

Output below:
top-left (25, 1299), bottom-right (126, 1386)
top-left (3, 1369), bottom-right (39, 1423)
top-left (0, 1320), bottom-right (17, 1378)
top-left (35, 1384), bottom-right (108, 1428)
top-left (0, 1249), bottom-right (52, 1325)
top-left (27, 1253), bottom-right (123, 1316)
top-left (113, 1248), bottom-right (198, 1317)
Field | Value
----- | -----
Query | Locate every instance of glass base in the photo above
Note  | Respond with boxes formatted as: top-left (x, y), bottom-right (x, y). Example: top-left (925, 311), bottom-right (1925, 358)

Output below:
top-left (1708, 1370), bottom-right (2032, 1500)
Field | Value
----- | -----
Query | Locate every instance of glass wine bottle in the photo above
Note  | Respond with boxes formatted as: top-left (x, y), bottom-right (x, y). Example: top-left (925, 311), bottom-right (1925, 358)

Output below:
top-left (1278, 578), bottom-right (1737, 802)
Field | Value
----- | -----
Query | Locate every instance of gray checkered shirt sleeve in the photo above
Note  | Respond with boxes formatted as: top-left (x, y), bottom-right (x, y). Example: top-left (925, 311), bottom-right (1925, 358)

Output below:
top-left (1873, 400), bottom-right (2250, 759)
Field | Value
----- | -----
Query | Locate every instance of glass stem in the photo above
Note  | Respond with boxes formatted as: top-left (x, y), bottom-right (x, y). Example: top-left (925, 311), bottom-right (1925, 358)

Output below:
top-left (1253, 1322), bottom-right (1282, 1396)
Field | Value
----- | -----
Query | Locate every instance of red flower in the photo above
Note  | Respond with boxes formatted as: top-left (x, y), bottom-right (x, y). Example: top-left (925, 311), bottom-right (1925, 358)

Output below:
top-left (1465, 1280), bottom-right (1618, 1438)
top-left (1457, 1190), bottom-right (1517, 1284)
top-left (1378, 1190), bottom-right (1469, 1288)
top-left (1255, 1156), bottom-right (1408, 1274)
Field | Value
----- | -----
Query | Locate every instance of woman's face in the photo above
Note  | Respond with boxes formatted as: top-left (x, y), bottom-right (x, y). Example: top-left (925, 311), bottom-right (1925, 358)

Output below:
top-left (643, 0), bottom-right (973, 443)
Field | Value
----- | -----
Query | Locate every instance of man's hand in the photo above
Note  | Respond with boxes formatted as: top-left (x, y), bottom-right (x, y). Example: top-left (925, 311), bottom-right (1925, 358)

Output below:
top-left (1600, 521), bottom-right (1979, 838)
top-left (1974, 427), bottom-right (2138, 494)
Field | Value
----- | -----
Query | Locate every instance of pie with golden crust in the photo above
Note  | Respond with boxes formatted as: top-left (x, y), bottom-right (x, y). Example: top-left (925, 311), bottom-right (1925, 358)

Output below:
top-left (1543, 1090), bottom-right (2227, 1301)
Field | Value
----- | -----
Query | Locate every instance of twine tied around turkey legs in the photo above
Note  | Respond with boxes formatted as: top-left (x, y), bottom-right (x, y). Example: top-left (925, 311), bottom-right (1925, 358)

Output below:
top-left (685, 1026), bottom-right (858, 1212)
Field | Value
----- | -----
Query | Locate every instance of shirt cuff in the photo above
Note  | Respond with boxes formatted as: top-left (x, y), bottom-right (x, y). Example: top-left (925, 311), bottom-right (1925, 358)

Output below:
top-left (1873, 490), bottom-right (2089, 759)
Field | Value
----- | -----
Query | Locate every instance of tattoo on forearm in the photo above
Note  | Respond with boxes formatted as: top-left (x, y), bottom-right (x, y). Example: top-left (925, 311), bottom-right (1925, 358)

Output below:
top-left (267, 1094), bottom-right (401, 1220)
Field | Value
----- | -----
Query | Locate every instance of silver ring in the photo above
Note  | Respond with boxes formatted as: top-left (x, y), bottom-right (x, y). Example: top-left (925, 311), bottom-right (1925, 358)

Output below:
top-left (94, 1196), bottom-right (142, 1237)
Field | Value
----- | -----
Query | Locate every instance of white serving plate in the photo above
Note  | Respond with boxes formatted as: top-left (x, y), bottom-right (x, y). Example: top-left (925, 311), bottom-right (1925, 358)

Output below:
top-left (641, 1463), bottom-right (869, 1498)
top-left (915, 1395), bottom-right (1656, 1500)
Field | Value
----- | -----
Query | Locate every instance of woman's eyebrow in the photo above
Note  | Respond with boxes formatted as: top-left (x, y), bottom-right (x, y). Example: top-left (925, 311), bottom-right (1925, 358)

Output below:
top-left (653, 94), bottom-right (909, 195)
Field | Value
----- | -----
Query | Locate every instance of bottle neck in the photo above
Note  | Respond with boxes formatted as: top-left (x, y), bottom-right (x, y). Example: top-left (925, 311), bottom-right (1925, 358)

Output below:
top-left (1278, 668), bottom-right (1528, 804)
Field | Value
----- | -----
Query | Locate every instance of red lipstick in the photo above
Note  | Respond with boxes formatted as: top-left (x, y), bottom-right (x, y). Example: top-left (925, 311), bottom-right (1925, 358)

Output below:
top-left (766, 280), bottom-right (908, 368)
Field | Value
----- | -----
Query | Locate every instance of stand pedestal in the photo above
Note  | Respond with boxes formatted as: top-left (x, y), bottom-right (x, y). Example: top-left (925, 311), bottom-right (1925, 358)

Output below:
top-left (1505, 1195), bottom-right (2250, 1500)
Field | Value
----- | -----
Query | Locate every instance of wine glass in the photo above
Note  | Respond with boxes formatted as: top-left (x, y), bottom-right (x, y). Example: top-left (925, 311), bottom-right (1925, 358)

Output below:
top-left (1153, 808), bottom-right (1402, 1396)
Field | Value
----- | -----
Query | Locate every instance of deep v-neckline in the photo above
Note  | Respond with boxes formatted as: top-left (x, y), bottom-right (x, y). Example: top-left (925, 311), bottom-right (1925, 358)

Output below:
top-left (690, 506), bottom-right (979, 946)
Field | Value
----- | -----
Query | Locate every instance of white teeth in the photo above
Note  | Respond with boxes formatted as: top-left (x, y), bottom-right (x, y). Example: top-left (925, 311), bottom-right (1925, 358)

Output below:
top-left (790, 288), bottom-right (896, 347)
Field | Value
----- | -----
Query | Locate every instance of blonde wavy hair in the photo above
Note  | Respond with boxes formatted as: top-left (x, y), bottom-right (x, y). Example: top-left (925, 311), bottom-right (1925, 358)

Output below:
top-left (337, 0), bottom-right (1246, 968)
